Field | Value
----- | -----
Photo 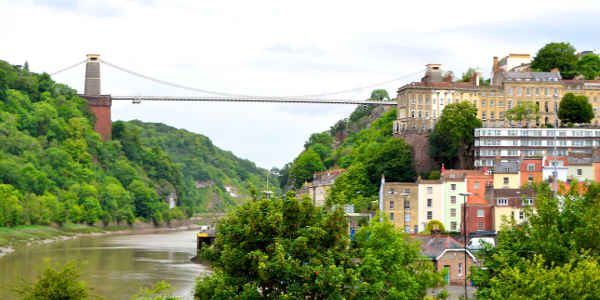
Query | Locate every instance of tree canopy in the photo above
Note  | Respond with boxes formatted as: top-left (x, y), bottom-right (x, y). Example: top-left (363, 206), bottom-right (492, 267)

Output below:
top-left (196, 194), bottom-right (444, 299)
top-left (577, 53), bottom-right (600, 80)
top-left (370, 89), bottom-right (390, 101)
top-left (558, 93), bottom-right (594, 124)
top-left (472, 182), bottom-right (600, 298)
top-left (506, 102), bottom-right (540, 125)
top-left (429, 102), bottom-right (481, 169)
top-left (531, 42), bottom-right (579, 79)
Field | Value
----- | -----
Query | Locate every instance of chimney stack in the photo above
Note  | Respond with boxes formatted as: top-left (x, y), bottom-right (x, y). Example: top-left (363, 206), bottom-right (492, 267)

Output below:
top-left (84, 54), bottom-right (101, 96)
top-left (424, 64), bottom-right (442, 83)
top-left (493, 56), bottom-right (499, 73)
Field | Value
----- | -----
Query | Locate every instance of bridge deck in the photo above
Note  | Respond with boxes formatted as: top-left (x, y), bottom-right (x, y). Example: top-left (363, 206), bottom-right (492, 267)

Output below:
top-left (112, 95), bottom-right (397, 105)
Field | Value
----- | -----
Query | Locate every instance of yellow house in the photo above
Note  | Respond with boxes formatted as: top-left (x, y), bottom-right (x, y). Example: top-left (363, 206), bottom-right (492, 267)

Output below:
top-left (493, 161), bottom-right (520, 189)
top-left (488, 188), bottom-right (535, 232)
top-left (567, 157), bottom-right (594, 182)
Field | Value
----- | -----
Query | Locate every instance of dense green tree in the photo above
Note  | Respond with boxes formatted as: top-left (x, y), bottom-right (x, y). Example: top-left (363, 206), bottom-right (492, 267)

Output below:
top-left (289, 148), bottom-right (325, 189)
top-left (577, 53), bottom-right (600, 80)
top-left (364, 138), bottom-right (416, 184)
top-left (0, 184), bottom-right (24, 226)
top-left (328, 162), bottom-right (374, 211)
top-left (196, 195), bottom-right (445, 299)
top-left (196, 193), bottom-right (354, 298)
top-left (472, 182), bottom-right (600, 298)
top-left (558, 93), bottom-right (594, 124)
top-left (370, 89), bottom-right (390, 101)
top-left (506, 102), bottom-right (540, 125)
top-left (353, 215), bottom-right (444, 298)
top-left (429, 102), bottom-right (481, 169)
top-left (531, 42), bottom-right (578, 79)
top-left (129, 180), bottom-right (159, 219)
top-left (13, 261), bottom-right (95, 300)
top-left (461, 67), bottom-right (478, 82)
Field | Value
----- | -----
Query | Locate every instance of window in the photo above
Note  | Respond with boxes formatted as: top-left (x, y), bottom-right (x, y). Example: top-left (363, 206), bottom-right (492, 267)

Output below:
top-left (477, 221), bottom-right (484, 230)
top-left (427, 198), bottom-right (432, 208)
top-left (404, 189), bottom-right (410, 194)
top-left (504, 177), bottom-right (509, 184)
top-left (528, 175), bottom-right (534, 182)
top-left (554, 88), bottom-right (559, 97)
top-left (404, 199), bottom-right (410, 209)
top-left (451, 222), bottom-right (457, 231)
top-left (491, 112), bottom-right (495, 120)
top-left (508, 100), bottom-right (512, 109)
top-left (418, 95), bottom-right (423, 104)
top-left (427, 211), bottom-right (433, 220)
top-left (390, 212), bottom-right (394, 220)
top-left (477, 209), bottom-right (484, 217)
top-left (519, 211), bottom-right (524, 220)
top-left (490, 100), bottom-right (495, 107)
top-left (389, 200), bottom-right (395, 210)
top-left (404, 225), bottom-right (410, 232)
top-left (404, 213), bottom-right (410, 222)
top-left (536, 87), bottom-right (540, 96)
top-left (427, 187), bottom-right (433, 194)
top-left (508, 87), bottom-right (513, 96)
top-left (544, 87), bottom-right (549, 96)
top-left (458, 263), bottom-right (463, 276)
top-left (497, 198), bottom-right (508, 206)
top-left (482, 112), bottom-right (487, 120)
top-left (481, 100), bottom-right (487, 107)
top-left (526, 87), bottom-right (531, 96)
top-left (451, 208), bottom-right (456, 217)
top-left (577, 169), bottom-right (583, 176)
top-left (523, 198), bottom-right (533, 206)
top-left (527, 164), bottom-right (535, 171)
top-left (517, 87), bottom-right (522, 96)
top-left (474, 182), bottom-right (480, 189)
top-left (451, 196), bottom-right (457, 204)
top-left (451, 184), bottom-right (456, 191)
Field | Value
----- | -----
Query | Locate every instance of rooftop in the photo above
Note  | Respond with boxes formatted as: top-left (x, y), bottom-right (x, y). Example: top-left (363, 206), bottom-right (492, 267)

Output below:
top-left (503, 71), bottom-right (561, 82)
top-left (413, 235), bottom-right (465, 259)
top-left (494, 161), bottom-right (519, 173)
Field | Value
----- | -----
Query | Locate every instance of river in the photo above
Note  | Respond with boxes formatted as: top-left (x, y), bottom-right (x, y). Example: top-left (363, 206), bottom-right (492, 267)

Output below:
top-left (0, 230), bottom-right (208, 299)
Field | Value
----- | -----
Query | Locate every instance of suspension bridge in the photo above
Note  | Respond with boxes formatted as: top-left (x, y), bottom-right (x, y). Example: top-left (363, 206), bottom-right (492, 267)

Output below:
top-left (51, 54), bottom-right (420, 140)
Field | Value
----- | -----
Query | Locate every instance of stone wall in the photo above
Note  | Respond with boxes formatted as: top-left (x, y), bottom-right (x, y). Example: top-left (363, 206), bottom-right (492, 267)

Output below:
top-left (399, 132), bottom-right (437, 173)
top-left (81, 95), bottom-right (112, 141)
top-left (436, 250), bottom-right (474, 285)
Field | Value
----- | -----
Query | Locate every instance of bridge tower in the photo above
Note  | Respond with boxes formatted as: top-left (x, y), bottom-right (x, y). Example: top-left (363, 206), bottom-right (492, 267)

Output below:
top-left (79, 54), bottom-right (112, 140)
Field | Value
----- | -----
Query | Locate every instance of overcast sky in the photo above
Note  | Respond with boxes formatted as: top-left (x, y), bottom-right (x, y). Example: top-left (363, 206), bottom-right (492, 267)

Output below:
top-left (2, 0), bottom-right (600, 169)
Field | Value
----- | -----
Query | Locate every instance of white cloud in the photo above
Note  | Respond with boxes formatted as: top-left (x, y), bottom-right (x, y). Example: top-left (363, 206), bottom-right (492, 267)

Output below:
top-left (2, 0), bottom-right (600, 168)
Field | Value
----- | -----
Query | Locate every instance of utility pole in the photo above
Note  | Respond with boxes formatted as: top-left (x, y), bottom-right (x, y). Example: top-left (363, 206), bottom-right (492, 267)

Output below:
top-left (459, 192), bottom-right (472, 300)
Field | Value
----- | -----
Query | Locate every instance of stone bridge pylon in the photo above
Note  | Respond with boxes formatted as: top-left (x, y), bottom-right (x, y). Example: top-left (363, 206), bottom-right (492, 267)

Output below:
top-left (79, 54), bottom-right (112, 141)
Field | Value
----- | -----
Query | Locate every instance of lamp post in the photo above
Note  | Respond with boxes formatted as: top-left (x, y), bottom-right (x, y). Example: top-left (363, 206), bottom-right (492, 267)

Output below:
top-left (459, 192), bottom-right (472, 300)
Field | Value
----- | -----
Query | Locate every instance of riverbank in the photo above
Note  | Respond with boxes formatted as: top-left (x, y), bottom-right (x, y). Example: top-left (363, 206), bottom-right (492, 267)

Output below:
top-left (0, 221), bottom-right (202, 258)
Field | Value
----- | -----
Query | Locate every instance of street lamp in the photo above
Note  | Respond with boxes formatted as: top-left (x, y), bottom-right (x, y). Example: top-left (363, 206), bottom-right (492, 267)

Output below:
top-left (459, 192), bottom-right (472, 300)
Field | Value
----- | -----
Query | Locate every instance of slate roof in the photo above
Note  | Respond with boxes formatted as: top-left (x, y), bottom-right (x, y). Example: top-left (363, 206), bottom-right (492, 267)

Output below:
top-left (503, 71), bottom-right (561, 82)
top-left (494, 161), bottom-right (519, 173)
top-left (413, 235), bottom-right (465, 259)
top-left (568, 157), bottom-right (592, 165)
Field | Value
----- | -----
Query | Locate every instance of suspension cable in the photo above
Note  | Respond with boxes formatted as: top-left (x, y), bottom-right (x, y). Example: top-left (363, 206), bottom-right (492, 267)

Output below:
top-left (49, 59), bottom-right (87, 76)
top-left (100, 58), bottom-right (422, 99)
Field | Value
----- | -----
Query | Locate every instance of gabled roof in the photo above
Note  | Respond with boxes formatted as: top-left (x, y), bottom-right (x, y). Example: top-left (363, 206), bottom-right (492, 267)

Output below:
top-left (413, 235), bottom-right (464, 259)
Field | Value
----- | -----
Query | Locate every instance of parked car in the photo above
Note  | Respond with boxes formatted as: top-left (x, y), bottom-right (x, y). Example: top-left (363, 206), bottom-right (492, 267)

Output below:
top-left (199, 225), bottom-right (210, 232)
top-left (467, 237), bottom-right (495, 251)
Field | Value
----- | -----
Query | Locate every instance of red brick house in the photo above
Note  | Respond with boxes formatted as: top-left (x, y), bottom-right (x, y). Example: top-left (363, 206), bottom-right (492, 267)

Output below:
top-left (414, 234), bottom-right (477, 285)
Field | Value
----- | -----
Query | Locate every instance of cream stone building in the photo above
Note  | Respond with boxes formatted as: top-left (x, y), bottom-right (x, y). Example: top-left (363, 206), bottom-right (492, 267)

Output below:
top-left (394, 55), bottom-right (600, 134)
top-left (417, 179), bottom-right (444, 232)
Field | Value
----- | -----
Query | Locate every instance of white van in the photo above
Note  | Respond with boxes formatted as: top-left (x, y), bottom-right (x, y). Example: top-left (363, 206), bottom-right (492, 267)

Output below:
top-left (467, 237), bottom-right (495, 250)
